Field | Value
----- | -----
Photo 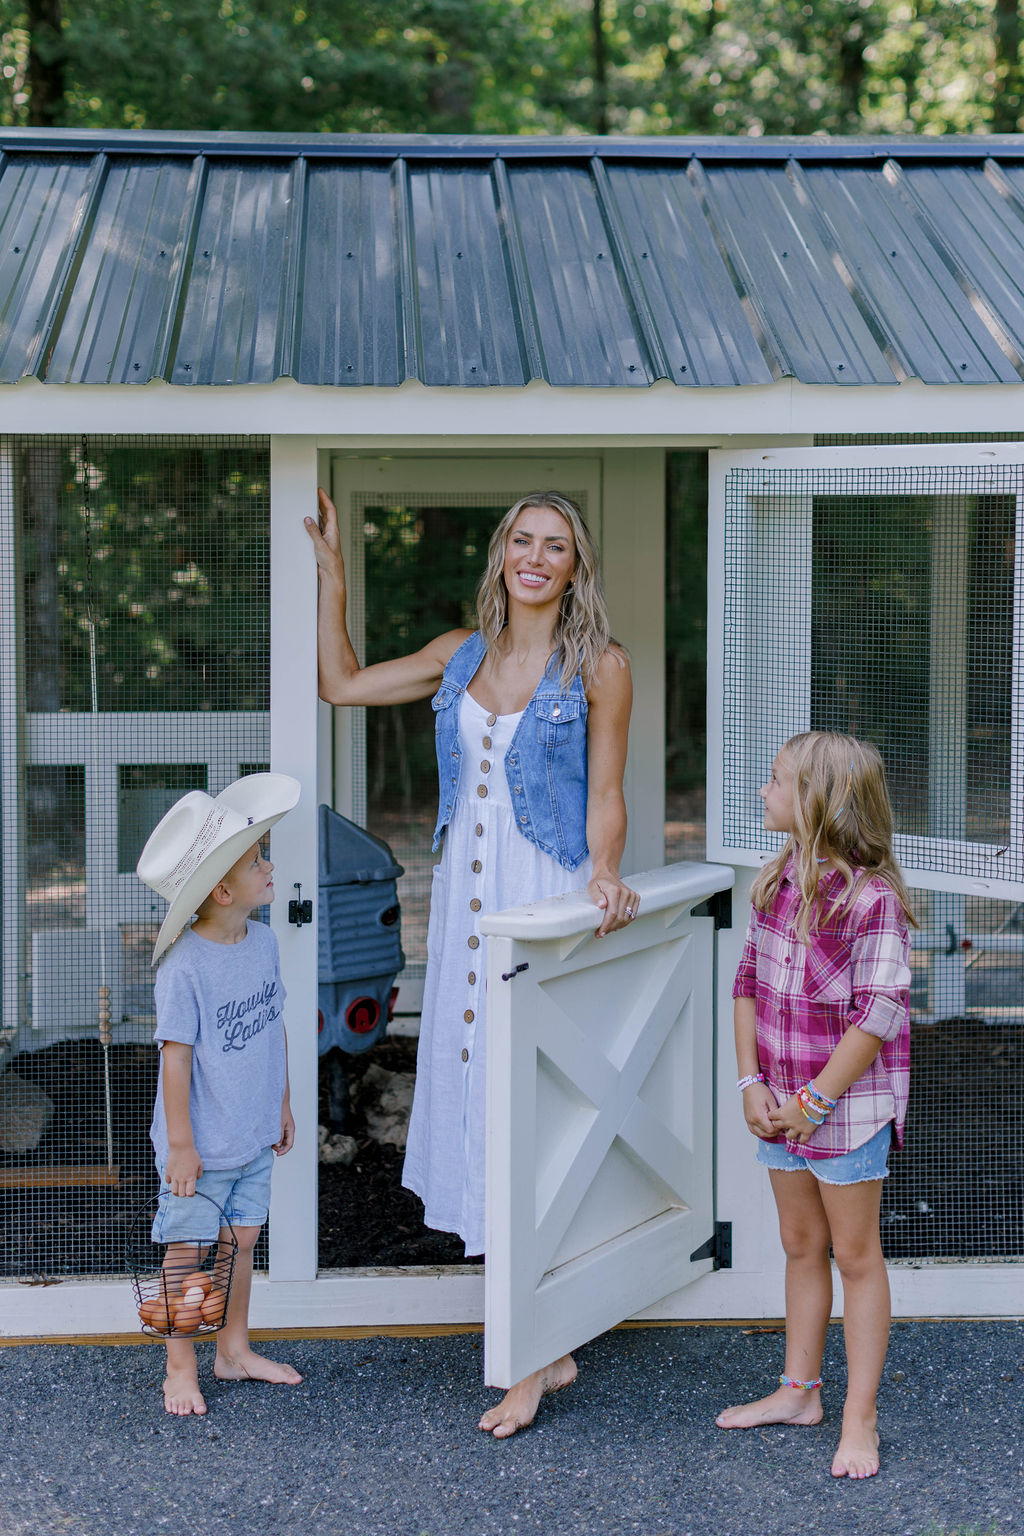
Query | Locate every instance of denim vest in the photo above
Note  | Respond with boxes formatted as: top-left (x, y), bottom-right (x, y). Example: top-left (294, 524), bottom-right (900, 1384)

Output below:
top-left (431, 631), bottom-right (589, 872)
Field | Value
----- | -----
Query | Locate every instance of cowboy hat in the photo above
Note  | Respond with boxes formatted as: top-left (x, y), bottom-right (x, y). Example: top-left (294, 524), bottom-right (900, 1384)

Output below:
top-left (137, 773), bottom-right (300, 964)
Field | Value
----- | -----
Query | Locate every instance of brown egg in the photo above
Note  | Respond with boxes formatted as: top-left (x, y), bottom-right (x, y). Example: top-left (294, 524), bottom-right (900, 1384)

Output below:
top-left (182, 1269), bottom-right (212, 1296)
top-left (140, 1295), bottom-right (174, 1333)
top-left (200, 1290), bottom-right (226, 1327)
top-left (173, 1303), bottom-right (202, 1335)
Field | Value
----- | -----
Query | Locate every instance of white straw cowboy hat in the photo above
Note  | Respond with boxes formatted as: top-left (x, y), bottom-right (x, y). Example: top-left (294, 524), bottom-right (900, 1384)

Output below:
top-left (137, 773), bottom-right (300, 964)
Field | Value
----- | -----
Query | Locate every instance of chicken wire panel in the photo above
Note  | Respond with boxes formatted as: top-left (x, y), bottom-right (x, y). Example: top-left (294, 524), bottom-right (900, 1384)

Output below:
top-left (722, 464), bottom-right (1024, 888)
top-left (1, 436), bottom-right (270, 1280)
top-left (352, 487), bottom-right (592, 987)
top-left (883, 888), bottom-right (1024, 1263)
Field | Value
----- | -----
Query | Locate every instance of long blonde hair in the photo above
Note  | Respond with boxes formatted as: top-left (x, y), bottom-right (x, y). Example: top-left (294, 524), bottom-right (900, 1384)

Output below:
top-left (475, 491), bottom-right (611, 690)
top-left (752, 731), bottom-right (918, 942)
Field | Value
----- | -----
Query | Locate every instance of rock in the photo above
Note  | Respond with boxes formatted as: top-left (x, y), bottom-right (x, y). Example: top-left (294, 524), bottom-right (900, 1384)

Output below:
top-left (0, 1071), bottom-right (55, 1153)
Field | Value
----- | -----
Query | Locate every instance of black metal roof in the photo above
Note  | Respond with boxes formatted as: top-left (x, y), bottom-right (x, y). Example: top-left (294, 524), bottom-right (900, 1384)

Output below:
top-left (2, 128), bottom-right (1024, 388)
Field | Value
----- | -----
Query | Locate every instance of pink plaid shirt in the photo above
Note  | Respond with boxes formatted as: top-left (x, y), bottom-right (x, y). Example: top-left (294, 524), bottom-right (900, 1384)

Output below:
top-left (733, 860), bottom-right (911, 1160)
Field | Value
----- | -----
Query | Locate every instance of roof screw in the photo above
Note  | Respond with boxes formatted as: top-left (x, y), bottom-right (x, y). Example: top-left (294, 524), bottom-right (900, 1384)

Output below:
top-left (961, 362), bottom-right (968, 370)
top-left (456, 251), bottom-right (463, 258)
top-left (159, 250), bottom-right (166, 258)
top-left (12, 245), bottom-right (19, 253)
top-left (628, 364), bottom-right (637, 373)
top-left (641, 251), bottom-right (648, 258)
top-left (781, 250), bottom-right (788, 258)
top-left (680, 364), bottom-right (688, 373)
top-left (891, 250), bottom-right (897, 257)
top-left (346, 364), bottom-right (353, 371)
top-left (836, 363), bottom-right (845, 371)
top-left (183, 363), bottom-right (192, 372)
top-left (345, 251), bottom-right (353, 258)
top-left (133, 362), bottom-right (140, 371)
top-left (597, 251), bottom-right (604, 259)
top-left (470, 365), bottom-right (478, 373)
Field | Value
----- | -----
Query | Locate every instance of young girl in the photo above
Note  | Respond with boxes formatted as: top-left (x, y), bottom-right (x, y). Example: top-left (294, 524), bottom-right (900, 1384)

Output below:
top-left (716, 732), bottom-right (914, 1480)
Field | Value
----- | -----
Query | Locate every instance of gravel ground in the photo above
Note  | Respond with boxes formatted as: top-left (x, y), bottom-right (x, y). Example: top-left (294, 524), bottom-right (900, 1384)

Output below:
top-left (0, 1320), bottom-right (1021, 1536)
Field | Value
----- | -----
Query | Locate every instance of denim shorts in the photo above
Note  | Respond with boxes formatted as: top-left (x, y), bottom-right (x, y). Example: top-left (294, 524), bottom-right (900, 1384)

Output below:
top-left (756, 1120), bottom-right (893, 1186)
top-left (151, 1146), bottom-right (274, 1244)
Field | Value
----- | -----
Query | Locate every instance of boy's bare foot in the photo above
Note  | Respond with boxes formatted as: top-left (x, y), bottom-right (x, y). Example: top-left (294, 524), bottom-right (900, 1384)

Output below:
top-left (716, 1384), bottom-right (823, 1430)
top-left (163, 1364), bottom-right (207, 1416)
top-left (478, 1355), bottom-right (577, 1439)
top-left (213, 1346), bottom-right (302, 1385)
top-left (832, 1412), bottom-right (880, 1478)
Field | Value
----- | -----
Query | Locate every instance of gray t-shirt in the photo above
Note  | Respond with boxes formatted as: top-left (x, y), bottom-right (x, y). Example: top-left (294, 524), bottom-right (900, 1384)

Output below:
top-left (150, 921), bottom-right (287, 1171)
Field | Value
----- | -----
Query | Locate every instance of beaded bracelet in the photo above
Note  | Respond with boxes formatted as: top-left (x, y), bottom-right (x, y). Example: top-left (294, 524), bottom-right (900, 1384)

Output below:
top-left (736, 1073), bottom-right (765, 1091)
top-left (780, 1372), bottom-right (822, 1391)
top-left (806, 1079), bottom-right (838, 1111)
top-left (797, 1086), bottom-right (829, 1125)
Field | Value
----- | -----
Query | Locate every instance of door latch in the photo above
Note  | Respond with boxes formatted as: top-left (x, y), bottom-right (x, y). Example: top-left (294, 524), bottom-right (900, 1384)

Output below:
top-left (289, 882), bottom-right (313, 927)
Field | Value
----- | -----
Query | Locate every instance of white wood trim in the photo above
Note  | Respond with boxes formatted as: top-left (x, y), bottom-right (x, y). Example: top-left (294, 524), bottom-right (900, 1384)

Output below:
top-left (4, 1258), bottom-right (1022, 1337)
top-left (268, 436), bottom-right (320, 1283)
top-left (601, 450), bottom-right (666, 873)
top-left (1, 379), bottom-right (1024, 439)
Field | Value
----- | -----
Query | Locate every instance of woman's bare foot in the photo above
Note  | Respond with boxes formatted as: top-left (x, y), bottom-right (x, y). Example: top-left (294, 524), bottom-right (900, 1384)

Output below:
top-left (716, 1384), bottom-right (823, 1430)
top-left (163, 1362), bottom-right (207, 1416)
top-left (213, 1346), bottom-right (302, 1385)
top-left (831, 1411), bottom-right (880, 1478)
top-left (478, 1355), bottom-right (577, 1439)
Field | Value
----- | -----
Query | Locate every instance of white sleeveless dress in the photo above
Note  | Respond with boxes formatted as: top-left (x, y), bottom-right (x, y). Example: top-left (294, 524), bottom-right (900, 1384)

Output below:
top-left (402, 690), bottom-right (592, 1255)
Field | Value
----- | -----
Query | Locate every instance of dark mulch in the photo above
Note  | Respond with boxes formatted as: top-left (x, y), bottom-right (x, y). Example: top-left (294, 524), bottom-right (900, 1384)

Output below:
top-left (317, 1036), bottom-right (466, 1268)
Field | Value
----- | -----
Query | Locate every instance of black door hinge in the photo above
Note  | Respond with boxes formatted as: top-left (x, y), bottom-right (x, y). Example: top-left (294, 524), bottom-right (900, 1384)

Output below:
top-left (289, 882), bottom-right (313, 927)
top-left (689, 1220), bottom-right (732, 1270)
top-left (692, 888), bottom-right (732, 929)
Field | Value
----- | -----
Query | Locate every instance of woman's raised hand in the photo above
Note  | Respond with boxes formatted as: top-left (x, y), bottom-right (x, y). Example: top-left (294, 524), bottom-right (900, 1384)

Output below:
top-left (587, 874), bottom-right (641, 938)
top-left (305, 488), bottom-right (346, 590)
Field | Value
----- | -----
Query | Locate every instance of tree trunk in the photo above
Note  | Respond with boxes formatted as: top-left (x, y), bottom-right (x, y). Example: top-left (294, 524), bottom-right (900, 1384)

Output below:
top-left (23, 442), bottom-right (62, 713)
top-left (993, 0), bottom-right (1024, 133)
top-left (26, 0), bottom-right (66, 128)
top-left (592, 0), bottom-right (609, 135)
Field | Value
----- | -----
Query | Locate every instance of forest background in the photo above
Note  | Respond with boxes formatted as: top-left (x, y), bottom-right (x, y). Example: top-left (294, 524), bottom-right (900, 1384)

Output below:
top-left (2, 0), bottom-right (1024, 139)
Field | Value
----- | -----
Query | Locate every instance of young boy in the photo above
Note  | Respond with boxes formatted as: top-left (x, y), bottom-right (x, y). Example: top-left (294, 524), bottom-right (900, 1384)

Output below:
top-left (136, 772), bottom-right (302, 1416)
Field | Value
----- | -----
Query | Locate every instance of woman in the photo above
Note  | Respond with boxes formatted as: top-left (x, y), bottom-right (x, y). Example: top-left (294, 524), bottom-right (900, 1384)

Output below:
top-left (305, 488), bottom-right (639, 1437)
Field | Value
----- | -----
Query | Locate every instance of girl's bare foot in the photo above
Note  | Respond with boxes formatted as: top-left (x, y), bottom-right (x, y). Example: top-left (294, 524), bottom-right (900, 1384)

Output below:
top-left (832, 1411), bottom-right (880, 1478)
top-left (716, 1384), bottom-right (823, 1430)
top-left (213, 1346), bottom-right (302, 1385)
top-left (163, 1363), bottom-right (207, 1416)
top-left (478, 1355), bottom-right (577, 1439)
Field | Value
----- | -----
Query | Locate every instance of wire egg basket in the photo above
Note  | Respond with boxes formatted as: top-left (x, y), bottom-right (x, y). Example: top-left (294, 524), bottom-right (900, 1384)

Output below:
top-left (127, 1191), bottom-right (238, 1338)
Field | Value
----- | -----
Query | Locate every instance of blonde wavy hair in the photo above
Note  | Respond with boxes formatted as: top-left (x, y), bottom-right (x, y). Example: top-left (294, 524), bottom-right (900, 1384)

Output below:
top-left (475, 491), bottom-right (612, 690)
top-left (752, 731), bottom-right (918, 942)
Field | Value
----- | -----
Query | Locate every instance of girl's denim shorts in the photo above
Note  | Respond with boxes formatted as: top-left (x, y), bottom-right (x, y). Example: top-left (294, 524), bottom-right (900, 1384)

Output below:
top-left (756, 1120), bottom-right (893, 1186)
top-left (151, 1146), bottom-right (274, 1243)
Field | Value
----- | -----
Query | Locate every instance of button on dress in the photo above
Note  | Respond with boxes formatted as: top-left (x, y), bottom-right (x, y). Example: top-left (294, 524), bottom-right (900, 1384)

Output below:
top-left (402, 691), bottom-right (592, 1255)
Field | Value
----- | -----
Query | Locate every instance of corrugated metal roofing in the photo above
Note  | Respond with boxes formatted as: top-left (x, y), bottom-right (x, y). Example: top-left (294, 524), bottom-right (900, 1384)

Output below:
top-left (2, 129), bottom-right (1024, 387)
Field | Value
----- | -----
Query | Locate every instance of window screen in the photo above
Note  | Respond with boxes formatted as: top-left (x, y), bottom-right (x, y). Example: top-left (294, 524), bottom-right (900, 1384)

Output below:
top-left (1, 436), bottom-right (269, 1280)
top-left (722, 464), bottom-right (1023, 885)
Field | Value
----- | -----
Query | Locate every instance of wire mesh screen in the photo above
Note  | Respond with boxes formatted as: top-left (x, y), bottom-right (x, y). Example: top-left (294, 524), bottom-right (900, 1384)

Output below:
top-left (723, 459), bottom-right (1024, 1263)
top-left (350, 487), bottom-right (591, 990)
top-left (1, 436), bottom-right (270, 1280)
top-left (882, 888), bottom-right (1024, 1261)
top-left (722, 464), bottom-right (1023, 884)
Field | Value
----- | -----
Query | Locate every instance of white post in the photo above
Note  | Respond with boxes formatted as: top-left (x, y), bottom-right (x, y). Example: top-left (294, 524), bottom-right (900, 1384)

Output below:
top-left (927, 495), bottom-right (970, 1018)
top-left (601, 450), bottom-right (666, 873)
top-left (268, 437), bottom-right (321, 1282)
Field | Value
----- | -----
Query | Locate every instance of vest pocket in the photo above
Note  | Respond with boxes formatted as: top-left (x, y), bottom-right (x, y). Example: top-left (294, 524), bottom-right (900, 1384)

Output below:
top-left (534, 694), bottom-right (582, 747)
top-left (431, 682), bottom-right (461, 712)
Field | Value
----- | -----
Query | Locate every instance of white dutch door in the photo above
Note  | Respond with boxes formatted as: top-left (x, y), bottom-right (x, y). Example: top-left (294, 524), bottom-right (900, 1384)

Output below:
top-left (481, 861), bottom-right (733, 1388)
